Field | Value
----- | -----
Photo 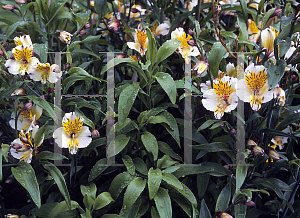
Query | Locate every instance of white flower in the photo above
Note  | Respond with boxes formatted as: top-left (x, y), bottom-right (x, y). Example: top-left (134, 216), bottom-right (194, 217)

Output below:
top-left (273, 86), bottom-right (285, 106)
top-left (150, 21), bottom-right (170, 37)
top-left (193, 61), bottom-right (209, 76)
top-left (185, 0), bottom-right (197, 11)
top-left (14, 35), bottom-right (33, 48)
top-left (171, 27), bottom-right (200, 64)
top-left (5, 45), bottom-right (38, 75)
top-left (58, 31), bottom-right (73, 44)
top-left (237, 64), bottom-right (273, 111)
top-left (53, 112), bottom-right (92, 154)
top-left (28, 59), bottom-right (61, 84)
top-left (127, 29), bottom-right (148, 57)
top-left (10, 125), bottom-right (43, 163)
top-left (226, 62), bottom-right (237, 77)
top-left (261, 28), bottom-right (276, 52)
top-left (271, 127), bottom-right (290, 150)
top-left (202, 76), bottom-right (238, 119)
top-left (9, 103), bottom-right (42, 132)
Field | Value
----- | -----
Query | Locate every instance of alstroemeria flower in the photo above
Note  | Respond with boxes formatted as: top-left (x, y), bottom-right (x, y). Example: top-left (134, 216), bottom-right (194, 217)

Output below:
top-left (193, 61), bottom-right (209, 76)
top-left (226, 62), bottom-right (237, 77)
top-left (185, 0), bottom-right (197, 10)
top-left (202, 76), bottom-right (238, 119)
top-left (248, 20), bottom-right (261, 43)
top-left (58, 31), bottom-right (73, 44)
top-left (237, 64), bottom-right (274, 111)
top-left (28, 59), bottom-right (61, 84)
top-left (9, 103), bottom-right (42, 132)
top-left (10, 125), bottom-right (43, 163)
top-left (127, 29), bottom-right (148, 57)
top-left (171, 27), bottom-right (200, 64)
top-left (14, 35), bottom-right (32, 48)
top-left (274, 87), bottom-right (285, 106)
top-left (271, 127), bottom-right (290, 150)
top-left (5, 45), bottom-right (38, 75)
top-left (53, 112), bottom-right (92, 155)
top-left (150, 21), bottom-right (170, 37)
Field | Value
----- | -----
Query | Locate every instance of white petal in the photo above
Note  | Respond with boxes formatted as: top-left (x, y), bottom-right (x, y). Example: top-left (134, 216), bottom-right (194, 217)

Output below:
top-left (31, 105), bottom-right (43, 120)
top-left (261, 90), bottom-right (274, 103)
top-left (5, 59), bottom-right (22, 75)
top-left (63, 112), bottom-right (77, 121)
top-left (236, 79), bottom-right (251, 102)
top-left (224, 93), bottom-right (238, 112)
top-left (156, 23), bottom-right (170, 36)
top-left (53, 127), bottom-right (70, 148)
top-left (127, 42), bottom-right (141, 52)
top-left (245, 63), bottom-right (266, 75)
top-left (202, 90), bottom-right (219, 112)
top-left (76, 126), bottom-right (92, 148)
top-left (285, 46), bottom-right (296, 60)
top-left (48, 65), bottom-right (62, 83)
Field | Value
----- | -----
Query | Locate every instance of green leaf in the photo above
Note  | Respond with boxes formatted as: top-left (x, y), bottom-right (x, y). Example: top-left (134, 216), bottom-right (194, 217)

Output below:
top-left (0, 81), bottom-right (24, 100)
top-left (215, 181), bottom-right (231, 212)
top-left (35, 151), bottom-right (67, 161)
top-left (276, 112), bottom-right (300, 131)
top-left (42, 161), bottom-right (71, 209)
top-left (11, 162), bottom-right (41, 208)
top-left (279, 38), bottom-right (291, 58)
top-left (30, 202), bottom-right (59, 217)
top-left (94, 192), bottom-right (114, 210)
top-left (101, 215), bottom-right (121, 218)
top-left (235, 204), bottom-right (247, 218)
top-left (170, 192), bottom-right (192, 217)
top-left (6, 21), bottom-right (28, 39)
top-left (156, 39), bottom-right (181, 64)
top-left (26, 95), bottom-right (55, 122)
top-left (263, 8), bottom-right (276, 27)
top-left (147, 115), bottom-right (172, 128)
top-left (81, 183), bottom-right (97, 200)
top-left (236, 165), bottom-right (248, 192)
top-left (63, 67), bottom-right (106, 86)
top-left (158, 141), bottom-right (183, 162)
top-left (239, 0), bottom-right (248, 28)
top-left (123, 155), bottom-right (135, 176)
top-left (208, 42), bottom-right (227, 78)
top-left (83, 195), bottom-right (94, 212)
top-left (193, 142), bottom-right (231, 152)
top-left (1, 144), bottom-right (9, 162)
top-left (160, 111), bottom-right (180, 147)
top-left (47, 201), bottom-right (80, 218)
top-left (88, 158), bottom-right (110, 182)
top-left (34, 121), bottom-right (46, 147)
top-left (172, 165), bottom-right (214, 178)
top-left (266, 59), bottom-right (286, 90)
top-left (146, 28), bottom-right (157, 67)
top-left (197, 173), bottom-right (210, 199)
top-left (151, 206), bottom-right (160, 218)
top-left (75, 107), bottom-right (95, 129)
top-left (118, 82), bottom-right (140, 125)
top-left (176, 182), bottom-right (197, 206)
top-left (162, 170), bottom-right (183, 190)
top-left (141, 131), bottom-right (159, 161)
top-left (199, 199), bottom-right (212, 218)
top-left (155, 72), bottom-right (177, 104)
top-left (123, 177), bottom-right (146, 212)
top-left (109, 172), bottom-right (134, 199)
top-left (157, 155), bottom-right (178, 169)
top-left (94, 0), bottom-right (107, 20)
top-left (107, 134), bottom-right (130, 157)
top-left (133, 157), bottom-right (148, 175)
top-left (33, 43), bottom-right (48, 62)
top-left (154, 188), bottom-right (172, 218)
top-left (148, 167), bottom-right (162, 200)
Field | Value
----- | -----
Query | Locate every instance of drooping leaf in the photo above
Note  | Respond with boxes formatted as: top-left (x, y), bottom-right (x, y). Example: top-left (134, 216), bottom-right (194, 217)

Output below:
top-left (154, 188), bottom-right (172, 218)
top-left (148, 167), bottom-right (162, 200)
top-left (109, 172), bottom-right (135, 199)
top-left (141, 131), bottom-right (158, 161)
top-left (88, 158), bottom-right (110, 182)
top-left (156, 39), bottom-right (181, 64)
top-left (94, 192), bottom-right (115, 210)
top-left (155, 72), bottom-right (177, 104)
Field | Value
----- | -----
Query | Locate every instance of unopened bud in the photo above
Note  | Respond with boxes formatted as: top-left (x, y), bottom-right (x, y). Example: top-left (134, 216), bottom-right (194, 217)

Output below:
top-left (113, 26), bottom-right (119, 31)
top-left (65, 63), bottom-right (71, 70)
top-left (274, 87), bottom-right (285, 106)
top-left (20, 137), bottom-right (29, 144)
top-left (187, 40), bottom-right (196, 46)
top-left (131, 7), bottom-right (139, 13)
top-left (48, 87), bottom-right (54, 93)
top-left (231, 129), bottom-right (236, 134)
top-left (64, 2), bottom-right (71, 8)
top-left (218, 25), bottom-right (222, 30)
top-left (22, 102), bottom-right (33, 111)
top-left (270, 9), bottom-right (282, 18)
top-left (217, 212), bottom-right (233, 218)
top-left (2, 5), bottom-right (17, 10)
top-left (247, 139), bottom-right (257, 148)
top-left (79, 30), bottom-right (87, 35)
top-left (189, 29), bottom-right (194, 36)
top-left (91, 129), bottom-right (100, 137)
top-left (252, 145), bottom-right (265, 156)
top-left (5, 214), bottom-right (20, 218)
top-left (16, 0), bottom-right (27, 3)
top-left (11, 88), bottom-right (26, 96)
top-left (2, 42), bottom-right (9, 47)
top-left (0, 50), bottom-right (3, 56)
top-left (266, 150), bottom-right (280, 161)
top-left (242, 200), bottom-right (256, 206)
top-left (40, 95), bottom-right (45, 99)
top-left (116, 54), bottom-right (126, 58)
top-left (291, 74), bottom-right (298, 82)
top-left (224, 165), bottom-right (230, 170)
top-left (12, 143), bottom-right (22, 149)
top-left (83, 23), bottom-right (91, 29)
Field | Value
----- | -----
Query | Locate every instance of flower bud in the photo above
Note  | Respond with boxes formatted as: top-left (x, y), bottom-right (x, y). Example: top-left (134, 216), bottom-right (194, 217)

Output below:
top-left (116, 54), bottom-right (126, 59)
top-left (79, 30), bottom-right (87, 35)
top-left (217, 212), bottom-right (233, 218)
top-left (83, 23), bottom-right (91, 29)
top-left (187, 40), bottom-right (196, 46)
top-left (189, 28), bottom-right (194, 36)
top-left (65, 63), bottom-right (71, 70)
top-left (58, 31), bottom-right (73, 44)
top-left (11, 88), bottom-right (26, 96)
top-left (48, 87), bottom-right (54, 93)
top-left (91, 129), bottom-right (100, 137)
top-left (131, 7), bottom-right (139, 13)
top-left (22, 102), bottom-right (33, 111)
top-left (223, 165), bottom-right (230, 170)
top-left (113, 26), bottom-right (119, 31)
top-left (266, 150), bottom-right (280, 161)
top-left (40, 95), bottom-right (45, 99)
top-left (274, 87), bottom-right (285, 106)
top-left (0, 50), bottom-right (4, 56)
top-left (252, 145), bottom-right (265, 156)
top-left (5, 214), bottom-right (20, 218)
top-left (2, 5), bottom-right (17, 10)
top-left (16, 0), bottom-right (27, 3)
top-left (242, 200), bottom-right (256, 206)
top-left (291, 74), bottom-right (298, 82)
top-left (270, 9), bottom-right (282, 18)
top-left (193, 61), bottom-right (209, 76)
top-left (247, 139), bottom-right (257, 148)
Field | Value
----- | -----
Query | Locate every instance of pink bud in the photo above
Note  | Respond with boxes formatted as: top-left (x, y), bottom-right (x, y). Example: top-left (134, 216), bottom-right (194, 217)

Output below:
top-left (116, 54), bottom-right (126, 58)
top-left (91, 129), bottom-right (100, 137)
top-left (291, 74), bottom-right (298, 82)
top-left (84, 23), bottom-right (91, 29)
top-left (65, 63), bottom-right (71, 70)
top-left (22, 102), bottom-right (33, 111)
top-left (189, 29), bottom-right (194, 36)
top-left (131, 7), bottom-right (139, 13)
top-left (40, 95), bottom-right (45, 99)
top-left (2, 5), bottom-right (17, 10)
top-left (79, 30), bottom-right (87, 35)
top-left (242, 200), bottom-right (256, 206)
top-left (0, 50), bottom-right (3, 56)
top-left (187, 40), bottom-right (196, 46)
top-left (16, 0), bottom-right (27, 3)
top-left (224, 165), bottom-right (230, 170)
top-left (113, 26), bottom-right (119, 31)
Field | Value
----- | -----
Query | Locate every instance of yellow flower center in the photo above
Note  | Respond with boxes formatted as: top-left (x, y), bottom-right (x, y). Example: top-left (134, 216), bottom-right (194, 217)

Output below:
top-left (136, 30), bottom-right (147, 48)
top-left (20, 109), bottom-right (33, 120)
top-left (248, 20), bottom-right (260, 35)
top-left (245, 69), bottom-right (267, 92)
top-left (19, 132), bottom-right (34, 147)
top-left (213, 80), bottom-right (233, 98)
top-left (129, 55), bottom-right (139, 61)
top-left (150, 23), bottom-right (158, 33)
top-left (63, 117), bottom-right (83, 135)
top-left (216, 72), bottom-right (226, 80)
top-left (13, 46), bottom-right (32, 62)
top-left (178, 32), bottom-right (192, 49)
top-left (36, 63), bottom-right (51, 83)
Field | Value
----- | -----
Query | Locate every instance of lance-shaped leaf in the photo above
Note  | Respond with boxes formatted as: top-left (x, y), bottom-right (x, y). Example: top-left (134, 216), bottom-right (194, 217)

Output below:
top-left (148, 167), bottom-right (162, 200)
top-left (156, 39), bottom-right (181, 64)
top-left (11, 162), bottom-right (41, 208)
top-left (109, 172), bottom-right (135, 199)
top-left (155, 72), bottom-right (177, 104)
top-left (154, 188), bottom-right (172, 218)
top-left (107, 134), bottom-right (130, 157)
top-left (141, 131), bottom-right (158, 161)
top-left (123, 177), bottom-right (146, 212)
top-left (94, 192), bottom-right (115, 210)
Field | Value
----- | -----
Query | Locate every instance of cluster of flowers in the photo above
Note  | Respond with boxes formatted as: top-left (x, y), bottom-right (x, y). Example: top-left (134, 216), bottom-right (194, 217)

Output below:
top-left (5, 35), bottom-right (62, 83)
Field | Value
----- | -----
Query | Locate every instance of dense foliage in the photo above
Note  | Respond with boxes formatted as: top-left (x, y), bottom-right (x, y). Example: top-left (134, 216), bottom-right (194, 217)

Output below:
top-left (1, 0), bottom-right (300, 217)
